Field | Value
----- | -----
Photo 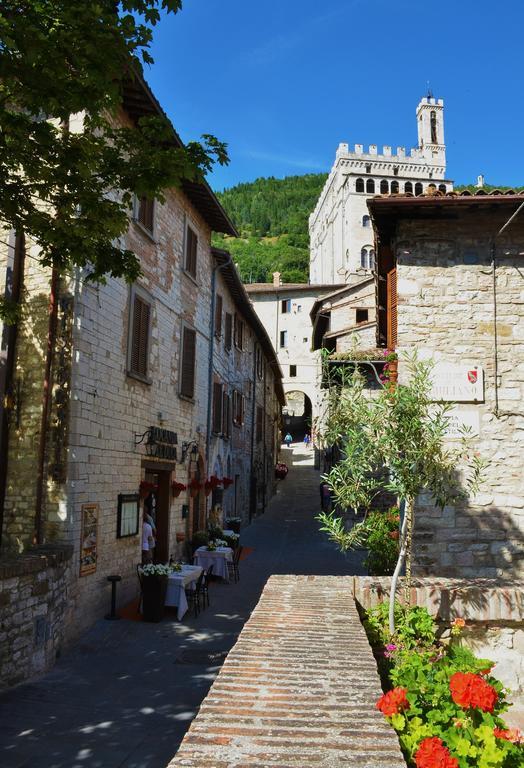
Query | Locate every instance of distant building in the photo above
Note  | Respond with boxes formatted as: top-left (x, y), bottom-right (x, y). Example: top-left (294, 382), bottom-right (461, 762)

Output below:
top-left (246, 273), bottom-right (344, 442)
top-left (309, 95), bottom-right (453, 284)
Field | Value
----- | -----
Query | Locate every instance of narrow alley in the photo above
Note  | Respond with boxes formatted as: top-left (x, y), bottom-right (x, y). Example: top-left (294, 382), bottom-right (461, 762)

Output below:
top-left (0, 444), bottom-right (366, 768)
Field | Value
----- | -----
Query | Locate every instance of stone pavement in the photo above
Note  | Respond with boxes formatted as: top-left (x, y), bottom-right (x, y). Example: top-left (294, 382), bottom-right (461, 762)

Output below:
top-left (0, 444), bottom-right (366, 768)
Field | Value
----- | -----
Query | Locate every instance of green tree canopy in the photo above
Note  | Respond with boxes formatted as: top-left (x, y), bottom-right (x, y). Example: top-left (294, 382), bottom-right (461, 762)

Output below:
top-left (0, 0), bottom-right (228, 293)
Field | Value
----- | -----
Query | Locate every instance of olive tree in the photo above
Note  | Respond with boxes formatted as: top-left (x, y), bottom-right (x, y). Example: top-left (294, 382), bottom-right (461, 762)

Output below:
top-left (318, 353), bottom-right (485, 634)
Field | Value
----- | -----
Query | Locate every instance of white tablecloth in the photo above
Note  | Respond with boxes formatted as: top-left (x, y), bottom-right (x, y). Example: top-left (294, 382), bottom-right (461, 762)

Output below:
top-left (194, 547), bottom-right (233, 581)
top-left (222, 529), bottom-right (235, 537)
top-left (164, 565), bottom-right (202, 619)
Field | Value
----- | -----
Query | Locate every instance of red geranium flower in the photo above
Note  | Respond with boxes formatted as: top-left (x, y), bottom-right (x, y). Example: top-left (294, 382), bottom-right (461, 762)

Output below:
top-left (449, 672), bottom-right (498, 713)
top-left (389, 530), bottom-right (400, 540)
top-left (493, 727), bottom-right (522, 744)
top-left (415, 737), bottom-right (458, 768)
top-left (376, 687), bottom-right (409, 717)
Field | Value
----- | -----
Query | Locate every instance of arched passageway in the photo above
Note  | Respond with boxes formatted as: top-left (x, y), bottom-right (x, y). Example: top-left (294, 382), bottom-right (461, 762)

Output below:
top-left (282, 390), bottom-right (312, 441)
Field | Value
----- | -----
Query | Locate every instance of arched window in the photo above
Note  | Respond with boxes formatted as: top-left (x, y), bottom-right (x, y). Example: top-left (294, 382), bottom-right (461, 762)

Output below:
top-left (438, 184), bottom-right (446, 193)
top-left (430, 110), bottom-right (438, 144)
top-left (391, 180), bottom-right (399, 193)
top-left (362, 215), bottom-right (370, 228)
top-left (355, 178), bottom-right (365, 192)
top-left (405, 181), bottom-right (413, 194)
top-left (380, 179), bottom-right (389, 194)
top-left (366, 178), bottom-right (375, 193)
top-left (361, 246), bottom-right (375, 270)
top-left (415, 182), bottom-right (423, 196)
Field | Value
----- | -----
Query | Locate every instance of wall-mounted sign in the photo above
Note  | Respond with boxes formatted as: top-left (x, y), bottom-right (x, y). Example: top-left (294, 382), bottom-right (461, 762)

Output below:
top-left (135, 426), bottom-right (178, 460)
top-left (80, 503), bottom-right (98, 576)
top-left (444, 407), bottom-right (480, 439)
top-left (117, 493), bottom-right (140, 538)
top-left (429, 364), bottom-right (484, 403)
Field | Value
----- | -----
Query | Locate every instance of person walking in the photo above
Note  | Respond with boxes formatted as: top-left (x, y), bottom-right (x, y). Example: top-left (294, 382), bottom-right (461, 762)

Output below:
top-left (303, 433), bottom-right (311, 448)
top-left (284, 432), bottom-right (293, 448)
top-left (142, 512), bottom-right (155, 564)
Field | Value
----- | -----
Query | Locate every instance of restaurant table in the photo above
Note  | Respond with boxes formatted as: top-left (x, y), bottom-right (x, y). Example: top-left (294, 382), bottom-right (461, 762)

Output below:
top-left (222, 529), bottom-right (237, 538)
top-left (164, 564), bottom-right (202, 620)
top-left (193, 546), bottom-right (233, 581)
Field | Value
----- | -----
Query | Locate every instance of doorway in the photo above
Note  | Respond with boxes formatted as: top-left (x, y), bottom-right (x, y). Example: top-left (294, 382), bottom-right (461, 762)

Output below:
top-left (143, 467), bottom-right (171, 563)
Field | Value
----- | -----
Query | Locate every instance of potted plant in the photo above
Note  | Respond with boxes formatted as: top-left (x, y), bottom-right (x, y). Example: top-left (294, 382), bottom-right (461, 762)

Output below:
top-left (225, 516), bottom-right (241, 534)
top-left (138, 563), bottom-right (171, 622)
top-left (171, 480), bottom-right (186, 498)
top-left (139, 480), bottom-right (157, 498)
top-left (222, 477), bottom-right (234, 489)
top-left (223, 532), bottom-right (239, 549)
top-left (191, 529), bottom-right (209, 552)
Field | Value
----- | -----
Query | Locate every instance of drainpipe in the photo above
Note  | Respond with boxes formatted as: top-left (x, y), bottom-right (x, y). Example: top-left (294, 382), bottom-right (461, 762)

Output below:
top-left (0, 232), bottom-right (26, 546)
top-left (249, 341), bottom-right (257, 522)
top-left (491, 200), bottom-right (524, 418)
top-left (205, 252), bottom-right (232, 474)
top-left (262, 358), bottom-right (267, 515)
top-left (34, 264), bottom-right (60, 546)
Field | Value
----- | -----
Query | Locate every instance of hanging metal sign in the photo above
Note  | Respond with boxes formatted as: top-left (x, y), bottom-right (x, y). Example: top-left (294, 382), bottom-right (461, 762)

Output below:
top-left (135, 426), bottom-right (178, 460)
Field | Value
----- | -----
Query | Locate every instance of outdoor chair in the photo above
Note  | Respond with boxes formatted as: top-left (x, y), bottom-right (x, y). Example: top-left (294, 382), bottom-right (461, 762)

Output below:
top-left (227, 545), bottom-right (242, 583)
top-left (136, 563), bottom-right (144, 614)
top-left (185, 571), bottom-right (204, 617)
top-left (201, 565), bottom-right (214, 608)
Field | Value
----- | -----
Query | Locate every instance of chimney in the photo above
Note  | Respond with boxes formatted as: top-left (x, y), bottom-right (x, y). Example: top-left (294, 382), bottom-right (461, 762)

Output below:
top-left (272, 271), bottom-right (282, 287)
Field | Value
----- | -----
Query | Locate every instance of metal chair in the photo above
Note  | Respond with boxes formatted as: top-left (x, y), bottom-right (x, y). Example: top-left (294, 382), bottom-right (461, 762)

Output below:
top-left (201, 565), bottom-right (214, 608)
top-left (227, 546), bottom-right (242, 583)
top-left (185, 571), bottom-right (204, 617)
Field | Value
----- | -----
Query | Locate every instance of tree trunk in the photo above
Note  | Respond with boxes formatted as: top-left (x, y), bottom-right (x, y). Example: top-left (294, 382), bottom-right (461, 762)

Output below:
top-left (388, 496), bottom-right (413, 635)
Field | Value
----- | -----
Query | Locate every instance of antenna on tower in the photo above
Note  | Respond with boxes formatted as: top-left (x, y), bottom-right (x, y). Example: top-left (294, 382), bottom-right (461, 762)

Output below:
top-left (426, 80), bottom-right (434, 99)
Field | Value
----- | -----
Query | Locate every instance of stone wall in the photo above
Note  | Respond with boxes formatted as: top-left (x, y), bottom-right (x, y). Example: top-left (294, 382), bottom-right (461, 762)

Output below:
top-left (353, 577), bottom-right (524, 701)
top-left (395, 214), bottom-right (524, 579)
top-left (0, 545), bottom-right (73, 688)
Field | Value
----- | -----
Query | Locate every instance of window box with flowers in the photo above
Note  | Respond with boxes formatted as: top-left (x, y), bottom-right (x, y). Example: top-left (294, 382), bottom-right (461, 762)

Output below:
top-left (139, 480), bottom-right (158, 499)
top-left (188, 478), bottom-right (202, 498)
top-left (171, 481), bottom-right (187, 498)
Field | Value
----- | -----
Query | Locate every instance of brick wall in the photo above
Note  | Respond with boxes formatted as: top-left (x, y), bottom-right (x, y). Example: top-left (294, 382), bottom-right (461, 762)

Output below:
top-left (169, 575), bottom-right (405, 767)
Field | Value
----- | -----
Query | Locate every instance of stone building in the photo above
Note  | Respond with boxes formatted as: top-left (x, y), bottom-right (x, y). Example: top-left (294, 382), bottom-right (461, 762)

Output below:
top-left (310, 277), bottom-right (376, 354)
top-left (0, 74), bottom-right (283, 687)
top-left (309, 94), bottom-right (453, 285)
top-left (246, 274), bottom-right (343, 441)
top-left (369, 189), bottom-right (524, 579)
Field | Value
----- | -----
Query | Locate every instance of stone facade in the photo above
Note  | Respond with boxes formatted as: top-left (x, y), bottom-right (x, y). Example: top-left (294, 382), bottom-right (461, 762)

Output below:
top-left (371, 194), bottom-right (524, 580)
top-left (309, 95), bottom-right (452, 284)
top-left (310, 276), bottom-right (376, 354)
top-left (0, 79), bottom-right (283, 684)
top-left (246, 278), bottom-right (343, 441)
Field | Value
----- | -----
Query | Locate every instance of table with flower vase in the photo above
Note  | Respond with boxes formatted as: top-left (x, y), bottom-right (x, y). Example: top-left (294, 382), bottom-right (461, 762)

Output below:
top-left (164, 564), bottom-right (203, 619)
top-left (193, 546), bottom-right (233, 581)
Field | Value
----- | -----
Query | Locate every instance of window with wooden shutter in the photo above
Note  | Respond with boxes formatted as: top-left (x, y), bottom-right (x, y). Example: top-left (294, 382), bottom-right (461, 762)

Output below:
top-left (212, 381), bottom-right (223, 434)
top-left (128, 291), bottom-right (151, 380)
top-left (256, 406), bottom-right (263, 443)
top-left (224, 313), bottom-right (232, 351)
top-left (184, 225), bottom-right (198, 278)
top-left (215, 294), bottom-right (223, 338)
top-left (386, 267), bottom-right (398, 350)
top-left (233, 390), bottom-right (244, 426)
top-left (180, 326), bottom-right (196, 399)
top-left (234, 314), bottom-right (244, 350)
top-left (137, 197), bottom-right (154, 233)
top-left (222, 391), bottom-right (230, 437)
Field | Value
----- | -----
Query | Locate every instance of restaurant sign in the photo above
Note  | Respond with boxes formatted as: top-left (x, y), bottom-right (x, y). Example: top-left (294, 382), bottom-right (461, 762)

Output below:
top-left (135, 426), bottom-right (178, 460)
top-left (429, 363), bottom-right (484, 403)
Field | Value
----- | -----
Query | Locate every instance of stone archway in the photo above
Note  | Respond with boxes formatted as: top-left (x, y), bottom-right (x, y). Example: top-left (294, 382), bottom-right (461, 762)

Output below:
top-left (282, 390), bottom-right (313, 441)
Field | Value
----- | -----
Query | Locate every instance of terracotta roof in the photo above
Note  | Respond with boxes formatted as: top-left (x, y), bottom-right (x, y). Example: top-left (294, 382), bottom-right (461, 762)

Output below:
top-left (122, 70), bottom-right (238, 237)
top-left (212, 248), bottom-right (285, 405)
top-left (245, 282), bottom-right (345, 294)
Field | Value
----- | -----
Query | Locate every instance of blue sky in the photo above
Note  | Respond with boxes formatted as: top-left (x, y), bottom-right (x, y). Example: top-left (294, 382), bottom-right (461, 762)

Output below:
top-left (146, 0), bottom-right (524, 191)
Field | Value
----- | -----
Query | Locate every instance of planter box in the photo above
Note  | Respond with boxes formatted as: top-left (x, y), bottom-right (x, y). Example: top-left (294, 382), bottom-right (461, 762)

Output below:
top-left (141, 574), bottom-right (168, 622)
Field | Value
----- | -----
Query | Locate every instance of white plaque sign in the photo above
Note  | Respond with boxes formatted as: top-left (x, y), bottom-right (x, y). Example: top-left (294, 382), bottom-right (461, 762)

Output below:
top-left (429, 364), bottom-right (484, 403)
top-left (444, 407), bottom-right (480, 439)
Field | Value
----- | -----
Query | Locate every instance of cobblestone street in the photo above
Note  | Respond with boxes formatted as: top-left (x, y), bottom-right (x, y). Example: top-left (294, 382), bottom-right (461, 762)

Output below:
top-left (0, 444), bottom-right (365, 768)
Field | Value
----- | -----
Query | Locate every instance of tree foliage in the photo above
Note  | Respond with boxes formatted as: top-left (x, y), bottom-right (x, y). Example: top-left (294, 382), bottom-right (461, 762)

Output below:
top-left (213, 173), bottom-right (327, 283)
top-left (318, 354), bottom-right (486, 631)
top-left (0, 0), bottom-right (228, 291)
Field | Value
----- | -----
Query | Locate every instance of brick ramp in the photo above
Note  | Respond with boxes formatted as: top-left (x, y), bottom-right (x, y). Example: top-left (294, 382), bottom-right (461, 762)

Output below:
top-left (168, 575), bottom-right (406, 767)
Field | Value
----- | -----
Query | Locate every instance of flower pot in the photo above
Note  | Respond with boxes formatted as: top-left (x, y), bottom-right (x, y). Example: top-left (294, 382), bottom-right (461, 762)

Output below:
top-left (176, 532), bottom-right (185, 543)
top-left (141, 574), bottom-right (168, 622)
top-left (189, 484), bottom-right (200, 498)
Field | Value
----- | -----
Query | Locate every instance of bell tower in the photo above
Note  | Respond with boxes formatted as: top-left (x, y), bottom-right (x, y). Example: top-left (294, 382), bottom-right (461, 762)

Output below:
top-left (416, 93), bottom-right (445, 164)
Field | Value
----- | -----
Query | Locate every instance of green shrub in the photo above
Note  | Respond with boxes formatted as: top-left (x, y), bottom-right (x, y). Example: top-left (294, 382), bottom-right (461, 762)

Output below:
top-left (364, 508), bottom-right (400, 576)
top-left (191, 530), bottom-right (209, 550)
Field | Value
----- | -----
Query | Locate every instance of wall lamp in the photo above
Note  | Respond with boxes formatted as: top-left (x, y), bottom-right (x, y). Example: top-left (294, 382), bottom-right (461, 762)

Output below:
top-left (180, 440), bottom-right (199, 464)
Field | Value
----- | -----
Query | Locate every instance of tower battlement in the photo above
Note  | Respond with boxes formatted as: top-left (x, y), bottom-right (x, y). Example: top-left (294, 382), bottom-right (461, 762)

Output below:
top-left (335, 142), bottom-right (442, 161)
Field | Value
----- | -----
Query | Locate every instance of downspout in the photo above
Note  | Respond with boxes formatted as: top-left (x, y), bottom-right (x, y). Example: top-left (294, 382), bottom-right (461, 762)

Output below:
top-left (34, 264), bottom-right (60, 546)
top-left (0, 232), bottom-right (26, 546)
top-left (205, 252), bottom-right (232, 474)
top-left (249, 341), bottom-right (257, 521)
top-left (262, 358), bottom-right (267, 515)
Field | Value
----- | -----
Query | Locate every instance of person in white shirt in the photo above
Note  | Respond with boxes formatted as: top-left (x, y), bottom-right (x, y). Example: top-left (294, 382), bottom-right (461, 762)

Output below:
top-left (142, 513), bottom-right (154, 564)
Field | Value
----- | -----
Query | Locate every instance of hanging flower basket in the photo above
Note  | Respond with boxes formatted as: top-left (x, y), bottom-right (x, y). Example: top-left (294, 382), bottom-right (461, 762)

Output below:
top-left (139, 480), bottom-right (158, 498)
top-left (189, 479), bottom-right (201, 498)
top-left (209, 475), bottom-right (222, 487)
top-left (222, 477), bottom-right (234, 489)
top-left (171, 481), bottom-right (187, 498)
top-left (204, 481), bottom-right (213, 497)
